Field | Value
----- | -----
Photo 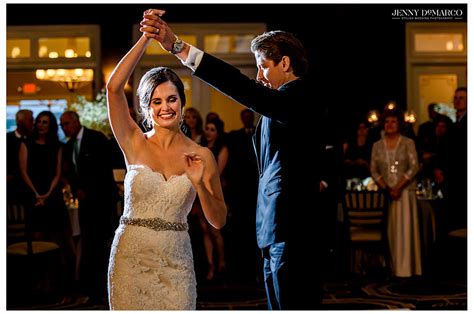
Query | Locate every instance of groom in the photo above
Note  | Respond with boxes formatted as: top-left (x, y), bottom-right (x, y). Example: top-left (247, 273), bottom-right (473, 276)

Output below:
top-left (140, 9), bottom-right (328, 309)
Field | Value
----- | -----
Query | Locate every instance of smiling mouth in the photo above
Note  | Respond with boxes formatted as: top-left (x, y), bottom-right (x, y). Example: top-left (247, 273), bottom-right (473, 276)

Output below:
top-left (158, 112), bottom-right (176, 119)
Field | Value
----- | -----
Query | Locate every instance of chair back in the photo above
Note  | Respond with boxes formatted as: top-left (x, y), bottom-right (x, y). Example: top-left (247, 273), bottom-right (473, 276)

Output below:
top-left (343, 189), bottom-right (388, 242)
top-left (7, 203), bottom-right (26, 244)
top-left (342, 189), bottom-right (390, 274)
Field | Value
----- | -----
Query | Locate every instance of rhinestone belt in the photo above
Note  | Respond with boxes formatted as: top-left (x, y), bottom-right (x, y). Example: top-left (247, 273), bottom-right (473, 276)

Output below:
top-left (120, 216), bottom-right (188, 232)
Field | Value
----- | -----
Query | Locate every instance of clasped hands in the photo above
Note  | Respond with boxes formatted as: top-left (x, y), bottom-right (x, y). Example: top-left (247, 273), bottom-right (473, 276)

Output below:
top-left (34, 193), bottom-right (49, 207)
top-left (387, 186), bottom-right (402, 200)
top-left (140, 9), bottom-right (176, 51)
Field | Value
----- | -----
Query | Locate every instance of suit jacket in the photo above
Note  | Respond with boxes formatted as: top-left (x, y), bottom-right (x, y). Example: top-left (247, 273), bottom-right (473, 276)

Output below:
top-left (194, 53), bottom-right (325, 248)
top-left (63, 127), bottom-right (117, 225)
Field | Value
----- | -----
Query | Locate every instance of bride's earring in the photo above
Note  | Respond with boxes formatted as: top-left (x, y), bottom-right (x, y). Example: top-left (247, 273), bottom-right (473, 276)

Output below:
top-left (180, 109), bottom-right (188, 134)
top-left (148, 108), bottom-right (156, 127)
top-left (180, 109), bottom-right (185, 125)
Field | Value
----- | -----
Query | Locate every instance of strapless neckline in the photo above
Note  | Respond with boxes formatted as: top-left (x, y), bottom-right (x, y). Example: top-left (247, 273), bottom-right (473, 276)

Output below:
top-left (127, 164), bottom-right (186, 183)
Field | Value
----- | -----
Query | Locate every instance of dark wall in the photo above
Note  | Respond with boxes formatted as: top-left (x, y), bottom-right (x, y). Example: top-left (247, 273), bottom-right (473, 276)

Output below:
top-left (7, 3), bottom-right (467, 138)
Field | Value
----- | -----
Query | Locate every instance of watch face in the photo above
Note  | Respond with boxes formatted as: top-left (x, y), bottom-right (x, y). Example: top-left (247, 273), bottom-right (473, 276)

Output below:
top-left (173, 39), bottom-right (184, 54)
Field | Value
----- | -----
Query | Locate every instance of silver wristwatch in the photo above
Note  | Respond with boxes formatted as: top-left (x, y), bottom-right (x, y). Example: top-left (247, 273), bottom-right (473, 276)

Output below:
top-left (171, 36), bottom-right (185, 54)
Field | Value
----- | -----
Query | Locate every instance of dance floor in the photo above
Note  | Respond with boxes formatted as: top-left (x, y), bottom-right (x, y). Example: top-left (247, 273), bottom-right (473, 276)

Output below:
top-left (7, 231), bottom-right (467, 310)
top-left (7, 274), bottom-right (466, 310)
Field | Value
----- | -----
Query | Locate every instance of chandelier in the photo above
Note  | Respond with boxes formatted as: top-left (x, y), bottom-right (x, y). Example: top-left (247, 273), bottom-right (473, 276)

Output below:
top-left (35, 68), bottom-right (94, 92)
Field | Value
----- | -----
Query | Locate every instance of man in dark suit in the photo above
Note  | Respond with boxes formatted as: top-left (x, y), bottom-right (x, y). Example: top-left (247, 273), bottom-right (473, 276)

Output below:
top-left (141, 11), bottom-right (327, 309)
top-left (446, 87), bottom-right (467, 231)
top-left (60, 110), bottom-right (117, 303)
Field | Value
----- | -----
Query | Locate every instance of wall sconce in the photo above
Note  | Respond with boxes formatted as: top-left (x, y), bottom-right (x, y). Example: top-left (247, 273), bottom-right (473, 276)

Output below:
top-left (36, 68), bottom-right (94, 92)
top-left (367, 110), bottom-right (380, 124)
top-left (385, 101), bottom-right (397, 111)
top-left (404, 110), bottom-right (417, 124)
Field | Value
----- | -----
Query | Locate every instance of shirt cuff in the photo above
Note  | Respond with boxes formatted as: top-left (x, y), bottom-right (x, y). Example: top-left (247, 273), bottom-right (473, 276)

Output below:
top-left (181, 45), bottom-right (204, 72)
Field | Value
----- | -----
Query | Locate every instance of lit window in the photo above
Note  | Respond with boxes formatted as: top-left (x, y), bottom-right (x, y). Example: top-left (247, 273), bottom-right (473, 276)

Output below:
top-left (145, 35), bottom-right (197, 55)
top-left (7, 39), bottom-right (30, 58)
top-left (204, 34), bottom-right (254, 53)
top-left (38, 37), bottom-right (91, 58)
top-left (415, 33), bottom-right (464, 52)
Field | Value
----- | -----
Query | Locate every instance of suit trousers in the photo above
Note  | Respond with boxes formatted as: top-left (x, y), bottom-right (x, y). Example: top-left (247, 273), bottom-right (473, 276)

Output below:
top-left (262, 241), bottom-right (324, 310)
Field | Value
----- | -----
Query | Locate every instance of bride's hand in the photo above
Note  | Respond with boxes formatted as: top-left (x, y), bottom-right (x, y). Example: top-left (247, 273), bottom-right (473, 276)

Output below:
top-left (183, 152), bottom-right (205, 186)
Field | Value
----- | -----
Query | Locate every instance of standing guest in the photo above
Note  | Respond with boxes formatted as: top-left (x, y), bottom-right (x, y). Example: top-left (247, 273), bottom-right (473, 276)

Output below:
top-left (19, 111), bottom-right (69, 240)
top-left (18, 111), bottom-right (75, 280)
top-left (416, 103), bottom-right (439, 153)
top-left (342, 121), bottom-right (372, 180)
top-left (7, 109), bottom-right (34, 214)
top-left (105, 30), bottom-right (226, 310)
top-left (442, 87), bottom-right (467, 231)
top-left (141, 9), bottom-right (327, 309)
top-left (370, 109), bottom-right (421, 278)
top-left (184, 107), bottom-right (204, 143)
top-left (60, 110), bottom-right (117, 304)
top-left (198, 118), bottom-right (228, 281)
top-left (205, 111), bottom-right (220, 124)
top-left (418, 114), bottom-right (452, 180)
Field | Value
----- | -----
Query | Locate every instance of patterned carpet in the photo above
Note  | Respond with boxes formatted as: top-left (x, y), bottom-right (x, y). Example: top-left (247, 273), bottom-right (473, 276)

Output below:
top-left (321, 277), bottom-right (467, 310)
top-left (7, 275), bottom-right (466, 310)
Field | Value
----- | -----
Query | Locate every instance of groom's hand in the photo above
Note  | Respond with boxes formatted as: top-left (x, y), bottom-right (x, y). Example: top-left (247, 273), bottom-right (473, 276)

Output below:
top-left (140, 9), bottom-right (176, 52)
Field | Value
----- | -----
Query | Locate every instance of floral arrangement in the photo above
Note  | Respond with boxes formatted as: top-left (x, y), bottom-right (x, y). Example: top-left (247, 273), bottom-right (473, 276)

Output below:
top-left (69, 89), bottom-right (113, 138)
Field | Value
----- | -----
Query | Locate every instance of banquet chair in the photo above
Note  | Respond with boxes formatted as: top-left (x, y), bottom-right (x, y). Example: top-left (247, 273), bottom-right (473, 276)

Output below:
top-left (342, 189), bottom-right (390, 276)
top-left (7, 202), bottom-right (26, 245)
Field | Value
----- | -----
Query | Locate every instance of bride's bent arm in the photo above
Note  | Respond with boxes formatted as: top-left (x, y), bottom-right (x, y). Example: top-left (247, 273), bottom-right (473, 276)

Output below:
top-left (106, 35), bottom-right (150, 158)
top-left (185, 148), bottom-right (227, 229)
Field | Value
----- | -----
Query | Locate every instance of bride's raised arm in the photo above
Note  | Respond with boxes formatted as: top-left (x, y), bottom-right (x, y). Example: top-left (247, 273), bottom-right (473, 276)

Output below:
top-left (106, 35), bottom-right (150, 157)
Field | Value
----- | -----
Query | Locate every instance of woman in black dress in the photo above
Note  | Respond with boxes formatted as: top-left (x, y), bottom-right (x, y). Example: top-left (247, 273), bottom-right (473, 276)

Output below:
top-left (19, 111), bottom-right (70, 243)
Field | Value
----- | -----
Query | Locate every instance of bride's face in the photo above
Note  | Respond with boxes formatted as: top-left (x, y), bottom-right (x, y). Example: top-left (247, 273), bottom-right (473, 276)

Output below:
top-left (149, 81), bottom-right (182, 129)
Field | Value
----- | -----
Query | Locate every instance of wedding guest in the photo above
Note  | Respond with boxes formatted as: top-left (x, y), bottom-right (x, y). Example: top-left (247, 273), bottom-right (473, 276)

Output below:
top-left (184, 107), bottom-right (204, 143)
top-left (443, 87), bottom-right (467, 231)
top-left (370, 109), bottom-right (421, 278)
top-left (19, 111), bottom-right (75, 282)
top-left (60, 110), bottom-right (117, 304)
top-left (197, 118), bottom-right (228, 280)
top-left (343, 121), bottom-right (372, 179)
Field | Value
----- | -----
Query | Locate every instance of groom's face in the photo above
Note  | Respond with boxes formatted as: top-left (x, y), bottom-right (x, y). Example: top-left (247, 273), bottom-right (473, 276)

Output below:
top-left (255, 52), bottom-right (286, 90)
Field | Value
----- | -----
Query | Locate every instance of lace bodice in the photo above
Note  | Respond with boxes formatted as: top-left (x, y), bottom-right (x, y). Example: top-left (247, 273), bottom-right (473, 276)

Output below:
top-left (122, 164), bottom-right (196, 223)
top-left (108, 164), bottom-right (197, 310)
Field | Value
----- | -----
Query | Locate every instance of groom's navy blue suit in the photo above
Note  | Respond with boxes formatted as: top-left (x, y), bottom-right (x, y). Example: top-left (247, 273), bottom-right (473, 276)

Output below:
top-left (194, 53), bottom-right (327, 309)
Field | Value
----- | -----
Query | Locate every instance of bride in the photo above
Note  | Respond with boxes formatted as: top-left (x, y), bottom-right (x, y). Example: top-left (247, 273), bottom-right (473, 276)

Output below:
top-left (106, 33), bottom-right (227, 310)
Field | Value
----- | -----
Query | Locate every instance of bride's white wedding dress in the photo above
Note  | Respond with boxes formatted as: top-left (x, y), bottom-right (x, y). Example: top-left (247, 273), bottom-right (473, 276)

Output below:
top-left (108, 164), bottom-right (197, 310)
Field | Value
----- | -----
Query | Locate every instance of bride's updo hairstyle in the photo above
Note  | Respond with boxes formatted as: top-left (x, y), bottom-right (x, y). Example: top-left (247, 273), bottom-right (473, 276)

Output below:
top-left (137, 67), bottom-right (186, 128)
